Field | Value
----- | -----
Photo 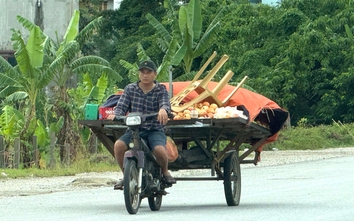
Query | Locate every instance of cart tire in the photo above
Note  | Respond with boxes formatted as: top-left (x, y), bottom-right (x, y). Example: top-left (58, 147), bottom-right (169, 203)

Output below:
top-left (223, 152), bottom-right (241, 206)
top-left (148, 194), bottom-right (163, 211)
top-left (124, 159), bottom-right (141, 214)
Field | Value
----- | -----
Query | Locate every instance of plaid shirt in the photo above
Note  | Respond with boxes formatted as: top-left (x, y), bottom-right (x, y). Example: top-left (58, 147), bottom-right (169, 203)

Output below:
top-left (114, 81), bottom-right (171, 131)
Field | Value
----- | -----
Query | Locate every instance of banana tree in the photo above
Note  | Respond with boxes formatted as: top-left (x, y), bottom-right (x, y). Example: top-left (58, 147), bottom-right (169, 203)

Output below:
top-left (146, 0), bottom-right (227, 77)
top-left (0, 105), bottom-right (25, 166)
top-left (68, 72), bottom-right (109, 153)
top-left (42, 10), bottom-right (121, 162)
top-left (0, 10), bottom-right (121, 164)
top-left (0, 23), bottom-right (48, 166)
top-left (119, 41), bottom-right (180, 82)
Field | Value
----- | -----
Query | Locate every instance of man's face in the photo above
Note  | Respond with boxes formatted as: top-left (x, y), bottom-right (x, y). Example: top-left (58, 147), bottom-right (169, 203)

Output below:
top-left (139, 68), bottom-right (156, 83)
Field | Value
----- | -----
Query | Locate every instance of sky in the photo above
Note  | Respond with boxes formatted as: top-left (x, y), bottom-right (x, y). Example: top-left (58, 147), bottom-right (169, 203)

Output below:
top-left (262, 0), bottom-right (281, 5)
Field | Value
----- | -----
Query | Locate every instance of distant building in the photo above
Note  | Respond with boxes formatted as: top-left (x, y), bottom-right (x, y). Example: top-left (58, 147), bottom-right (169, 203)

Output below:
top-left (102, 0), bottom-right (122, 10)
top-left (250, 0), bottom-right (282, 5)
top-left (0, 0), bottom-right (79, 64)
top-left (258, 0), bottom-right (282, 5)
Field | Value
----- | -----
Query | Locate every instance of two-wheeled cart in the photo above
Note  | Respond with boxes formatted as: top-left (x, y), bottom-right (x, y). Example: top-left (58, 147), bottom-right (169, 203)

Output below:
top-left (79, 116), bottom-right (271, 207)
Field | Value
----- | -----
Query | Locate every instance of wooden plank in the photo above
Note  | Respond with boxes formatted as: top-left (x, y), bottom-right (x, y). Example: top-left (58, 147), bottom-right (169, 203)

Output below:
top-left (239, 136), bottom-right (268, 162)
top-left (171, 54), bottom-right (230, 112)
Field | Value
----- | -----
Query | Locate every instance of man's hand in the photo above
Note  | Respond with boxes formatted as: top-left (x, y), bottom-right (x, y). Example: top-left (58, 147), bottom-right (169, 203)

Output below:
top-left (106, 114), bottom-right (116, 120)
top-left (157, 109), bottom-right (169, 125)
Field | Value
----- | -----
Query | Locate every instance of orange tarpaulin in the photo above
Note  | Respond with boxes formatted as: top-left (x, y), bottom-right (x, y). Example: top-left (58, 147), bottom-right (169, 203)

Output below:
top-left (162, 81), bottom-right (289, 150)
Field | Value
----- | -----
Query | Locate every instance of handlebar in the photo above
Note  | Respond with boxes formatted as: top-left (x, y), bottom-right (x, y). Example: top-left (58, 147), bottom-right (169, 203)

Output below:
top-left (114, 112), bottom-right (174, 121)
top-left (113, 112), bottom-right (159, 122)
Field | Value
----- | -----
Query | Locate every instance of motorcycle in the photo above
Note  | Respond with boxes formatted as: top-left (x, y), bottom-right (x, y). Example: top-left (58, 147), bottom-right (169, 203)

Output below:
top-left (114, 112), bottom-right (174, 214)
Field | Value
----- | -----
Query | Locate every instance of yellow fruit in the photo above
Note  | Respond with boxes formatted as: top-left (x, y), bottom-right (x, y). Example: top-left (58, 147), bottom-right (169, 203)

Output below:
top-left (199, 110), bottom-right (207, 117)
top-left (184, 113), bottom-right (191, 119)
top-left (183, 109), bottom-right (191, 114)
top-left (173, 115), bottom-right (182, 120)
top-left (207, 113), bottom-right (214, 118)
top-left (203, 101), bottom-right (210, 107)
top-left (207, 107), bottom-right (215, 114)
top-left (210, 103), bottom-right (218, 109)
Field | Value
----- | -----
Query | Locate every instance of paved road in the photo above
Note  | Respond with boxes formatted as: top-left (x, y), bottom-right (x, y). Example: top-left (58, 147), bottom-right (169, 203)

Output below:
top-left (1, 156), bottom-right (353, 221)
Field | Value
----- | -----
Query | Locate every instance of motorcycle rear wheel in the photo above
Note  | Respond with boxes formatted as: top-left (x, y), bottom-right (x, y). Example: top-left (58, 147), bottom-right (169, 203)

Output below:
top-left (148, 194), bottom-right (162, 211)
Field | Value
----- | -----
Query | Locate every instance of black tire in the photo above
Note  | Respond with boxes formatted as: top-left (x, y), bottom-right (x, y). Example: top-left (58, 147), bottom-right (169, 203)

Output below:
top-left (148, 194), bottom-right (163, 211)
top-left (124, 160), bottom-right (141, 214)
top-left (223, 152), bottom-right (241, 206)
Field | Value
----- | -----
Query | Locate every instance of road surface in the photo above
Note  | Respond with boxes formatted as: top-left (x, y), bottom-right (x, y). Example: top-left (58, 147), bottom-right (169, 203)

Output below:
top-left (1, 156), bottom-right (353, 221)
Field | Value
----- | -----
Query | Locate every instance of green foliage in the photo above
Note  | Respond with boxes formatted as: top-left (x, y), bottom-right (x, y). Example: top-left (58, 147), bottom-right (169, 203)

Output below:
top-left (33, 116), bottom-right (64, 151)
top-left (93, 73), bottom-right (109, 101)
top-left (68, 73), bottom-right (110, 112)
top-left (44, 10), bottom-right (121, 91)
top-left (78, 0), bottom-right (354, 126)
top-left (34, 120), bottom-right (48, 149)
top-left (146, 0), bottom-right (227, 77)
top-left (266, 123), bottom-right (354, 151)
top-left (0, 15), bottom-right (49, 147)
top-left (0, 153), bottom-right (117, 178)
top-left (296, 118), bottom-right (310, 128)
top-left (211, 0), bottom-right (354, 126)
top-left (5, 0), bottom-right (354, 170)
top-left (0, 105), bottom-right (24, 141)
top-left (87, 0), bottom-right (165, 87)
top-left (49, 116), bottom-right (64, 135)
top-left (0, 9), bottom-right (120, 165)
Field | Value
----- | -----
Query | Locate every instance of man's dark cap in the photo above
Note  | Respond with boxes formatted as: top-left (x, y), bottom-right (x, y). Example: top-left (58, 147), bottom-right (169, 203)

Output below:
top-left (138, 60), bottom-right (157, 72)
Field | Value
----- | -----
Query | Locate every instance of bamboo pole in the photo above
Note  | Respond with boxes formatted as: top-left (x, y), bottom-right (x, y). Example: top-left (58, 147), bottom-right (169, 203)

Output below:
top-left (32, 136), bottom-right (39, 168)
top-left (0, 136), bottom-right (4, 168)
top-left (14, 138), bottom-right (20, 169)
top-left (49, 131), bottom-right (56, 168)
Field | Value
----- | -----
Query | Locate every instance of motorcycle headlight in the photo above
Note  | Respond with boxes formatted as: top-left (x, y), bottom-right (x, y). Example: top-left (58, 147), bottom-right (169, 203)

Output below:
top-left (125, 115), bottom-right (141, 126)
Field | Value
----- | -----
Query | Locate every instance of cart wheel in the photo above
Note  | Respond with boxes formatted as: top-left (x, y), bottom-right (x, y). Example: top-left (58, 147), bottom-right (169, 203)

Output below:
top-left (223, 152), bottom-right (241, 206)
top-left (148, 194), bottom-right (163, 211)
top-left (124, 159), bottom-right (141, 214)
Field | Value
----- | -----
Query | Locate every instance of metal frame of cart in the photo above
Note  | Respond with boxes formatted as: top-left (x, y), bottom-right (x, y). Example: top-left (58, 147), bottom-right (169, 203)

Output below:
top-left (79, 117), bottom-right (271, 206)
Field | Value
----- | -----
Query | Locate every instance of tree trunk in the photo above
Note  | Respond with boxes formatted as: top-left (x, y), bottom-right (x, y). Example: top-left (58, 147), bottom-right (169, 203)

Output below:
top-left (19, 103), bottom-right (36, 168)
top-left (55, 86), bottom-right (83, 163)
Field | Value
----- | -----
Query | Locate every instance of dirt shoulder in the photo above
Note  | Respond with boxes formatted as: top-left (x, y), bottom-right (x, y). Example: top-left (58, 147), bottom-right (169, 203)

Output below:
top-left (1, 147), bottom-right (354, 198)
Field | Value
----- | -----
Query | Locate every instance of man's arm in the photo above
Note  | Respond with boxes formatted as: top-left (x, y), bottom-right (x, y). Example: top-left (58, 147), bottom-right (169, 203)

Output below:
top-left (159, 85), bottom-right (171, 114)
top-left (157, 85), bottom-right (172, 125)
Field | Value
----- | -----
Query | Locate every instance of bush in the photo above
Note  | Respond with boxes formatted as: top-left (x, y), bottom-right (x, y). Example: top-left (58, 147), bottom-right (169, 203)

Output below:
top-left (265, 122), bottom-right (354, 150)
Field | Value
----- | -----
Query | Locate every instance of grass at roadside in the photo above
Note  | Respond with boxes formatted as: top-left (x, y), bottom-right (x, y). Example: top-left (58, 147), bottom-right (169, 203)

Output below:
top-left (2, 122), bottom-right (354, 179)
top-left (265, 122), bottom-right (354, 150)
top-left (1, 154), bottom-right (118, 179)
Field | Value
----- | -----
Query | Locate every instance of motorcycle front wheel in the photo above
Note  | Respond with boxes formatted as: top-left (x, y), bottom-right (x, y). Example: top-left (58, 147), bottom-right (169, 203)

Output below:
top-left (124, 159), bottom-right (141, 214)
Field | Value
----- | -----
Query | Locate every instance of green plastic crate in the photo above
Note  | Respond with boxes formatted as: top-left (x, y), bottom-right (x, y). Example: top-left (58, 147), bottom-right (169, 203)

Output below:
top-left (84, 104), bottom-right (99, 120)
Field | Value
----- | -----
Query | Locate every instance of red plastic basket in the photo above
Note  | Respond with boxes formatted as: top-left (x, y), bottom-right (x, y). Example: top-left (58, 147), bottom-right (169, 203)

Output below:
top-left (99, 107), bottom-right (114, 120)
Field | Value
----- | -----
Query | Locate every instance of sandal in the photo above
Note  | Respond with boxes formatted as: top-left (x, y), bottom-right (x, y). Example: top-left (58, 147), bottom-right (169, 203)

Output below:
top-left (113, 179), bottom-right (124, 190)
top-left (163, 174), bottom-right (176, 184)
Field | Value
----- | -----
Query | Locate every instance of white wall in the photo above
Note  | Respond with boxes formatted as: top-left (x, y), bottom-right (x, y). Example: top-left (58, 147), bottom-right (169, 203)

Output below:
top-left (0, 0), bottom-right (79, 51)
top-left (113, 0), bottom-right (122, 9)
